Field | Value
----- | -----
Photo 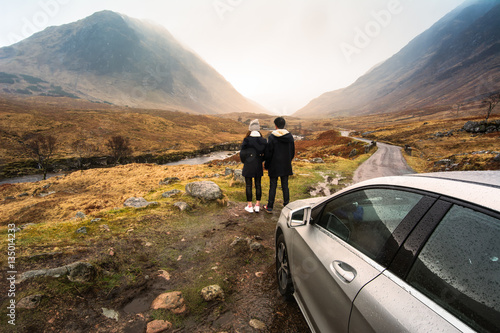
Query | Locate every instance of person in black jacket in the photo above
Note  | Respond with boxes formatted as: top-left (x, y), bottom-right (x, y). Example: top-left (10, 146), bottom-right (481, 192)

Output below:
top-left (264, 117), bottom-right (295, 213)
top-left (240, 119), bottom-right (267, 213)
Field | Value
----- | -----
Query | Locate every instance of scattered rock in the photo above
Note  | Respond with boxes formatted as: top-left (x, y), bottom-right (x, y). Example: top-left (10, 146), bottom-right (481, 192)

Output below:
top-left (494, 154), bottom-right (500, 162)
top-left (434, 159), bottom-right (452, 167)
top-left (230, 236), bottom-right (247, 247)
top-left (67, 262), bottom-right (96, 282)
top-left (201, 284), bottom-right (225, 302)
top-left (249, 318), bottom-right (266, 330)
top-left (230, 236), bottom-right (263, 252)
top-left (349, 149), bottom-right (358, 158)
top-left (150, 291), bottom-right (187, 314)
top-left (311, 158), bottom-right (324, 163)
top-left (102, 308), bottom-right (119, 321)
top-left (124, 197), bottom-right (159, 208)
top-left (91, 218), bottom-right (102, 223)
top-left (249, 242), bottom-right (263, 251)
top-left (185, 181), bottom-right (222, 201)
top-left (158, 270), bottom-right (170, 281)
top-left (174, 201), bottom-right (190, 211)
top-left (159, 177), bottom-right (180, 185)
top-left (365, 141), bottom-right (376, 153)
top-left (225, 168), bottom-right (234, 176)
top-left (17, 261), bottom-right (96, 283)
top-left (100, 224), bottom-right (111, 232)
top-left (146, 320), bottom-right (172, 333)
top-left (463, 120), bottom-right (500, 133)
top-left (17, 192), bottom-right (29, 198)
top-left (75, 211), bottom-right (86, 219)
top-left (17, 295), bottom-right (42, 309)
top-left (162, 189), bottom-right (181, 198)
top-left (76, 227), bottom-right (87, 234)
top-left (232, 169), bottom-right (245, 183)
top-left (38, 191), bottom-right (55, 198)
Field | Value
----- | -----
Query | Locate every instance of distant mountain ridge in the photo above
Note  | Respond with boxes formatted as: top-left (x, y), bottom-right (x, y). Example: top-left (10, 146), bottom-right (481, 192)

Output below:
top-left (294, 0), bottom-right (500, 118)
top-left (0, 11), bottom-right (264, 114)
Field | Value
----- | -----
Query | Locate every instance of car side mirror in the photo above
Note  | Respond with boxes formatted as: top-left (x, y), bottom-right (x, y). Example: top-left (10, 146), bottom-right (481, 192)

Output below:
top-left (288, 207), bottom-right (311, 227)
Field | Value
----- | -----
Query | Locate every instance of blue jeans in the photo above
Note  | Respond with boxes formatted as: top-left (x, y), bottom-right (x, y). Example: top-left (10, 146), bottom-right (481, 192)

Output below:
top-left (267, 176), bottom-right (289, 209)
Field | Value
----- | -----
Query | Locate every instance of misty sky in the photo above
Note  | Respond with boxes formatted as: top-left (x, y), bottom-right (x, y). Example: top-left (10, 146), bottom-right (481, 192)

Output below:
top-left (1, 0), bottom-right (465, 114)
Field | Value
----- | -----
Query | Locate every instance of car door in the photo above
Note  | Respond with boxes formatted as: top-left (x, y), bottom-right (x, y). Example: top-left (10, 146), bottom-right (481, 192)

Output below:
top-left (289, 187), bottom-right (430, 333)
top-left (350, 199), bottom-right (500, 332)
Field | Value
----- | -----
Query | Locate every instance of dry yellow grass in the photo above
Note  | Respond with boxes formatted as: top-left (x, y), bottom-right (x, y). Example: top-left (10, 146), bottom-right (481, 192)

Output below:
top-left (0, 163), bottom-right (228, 226)
top-left (0, 95), bottom-right (246, 165)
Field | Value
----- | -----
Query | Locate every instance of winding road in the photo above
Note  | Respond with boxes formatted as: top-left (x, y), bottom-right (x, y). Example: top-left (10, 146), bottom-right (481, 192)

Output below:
top-left (341, 132), bottom-right (415, 183)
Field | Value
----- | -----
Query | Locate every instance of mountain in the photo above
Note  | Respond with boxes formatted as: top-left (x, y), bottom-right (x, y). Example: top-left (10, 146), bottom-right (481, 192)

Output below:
top-left (294, 0), bottom-right (500, 118)
top-left (0, 11), bottom-right (264, 114)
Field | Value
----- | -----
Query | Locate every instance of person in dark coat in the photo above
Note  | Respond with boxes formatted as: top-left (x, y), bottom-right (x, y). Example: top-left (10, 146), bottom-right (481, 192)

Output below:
top-left (264, 117), bottom-right (295, 213)
top-left (240, 119), bottom-right (267, 213)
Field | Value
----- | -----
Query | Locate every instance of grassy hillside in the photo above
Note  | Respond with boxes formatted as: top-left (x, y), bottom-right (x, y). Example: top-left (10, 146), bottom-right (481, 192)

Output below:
top-left (314, 103), bottom-right (500, 172)
top-left (0, 95), bottom-right (248, 172)
top-left (0, 131), bottom-right (369, 332)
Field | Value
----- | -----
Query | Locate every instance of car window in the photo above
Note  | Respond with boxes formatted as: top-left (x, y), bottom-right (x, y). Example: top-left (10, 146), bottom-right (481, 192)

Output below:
top-left (317, 188), bottom-right (423, 261)
top-left (406, 205), bottom-right (500, 332)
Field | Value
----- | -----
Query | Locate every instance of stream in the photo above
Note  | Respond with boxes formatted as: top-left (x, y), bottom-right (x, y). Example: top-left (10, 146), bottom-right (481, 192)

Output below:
top-left (164, 150), bottom-right (237, 166)
top-left (0, 150), bottom-right (238, 185)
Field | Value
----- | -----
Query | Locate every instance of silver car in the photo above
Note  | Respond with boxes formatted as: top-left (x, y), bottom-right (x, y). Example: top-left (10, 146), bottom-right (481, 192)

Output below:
top-left (275, 171), bottom-right (500, 333)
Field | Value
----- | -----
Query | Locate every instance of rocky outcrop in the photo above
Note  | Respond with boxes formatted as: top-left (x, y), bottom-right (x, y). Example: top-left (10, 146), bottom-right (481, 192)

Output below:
top-left (463, 120), bottom-right (500, 133)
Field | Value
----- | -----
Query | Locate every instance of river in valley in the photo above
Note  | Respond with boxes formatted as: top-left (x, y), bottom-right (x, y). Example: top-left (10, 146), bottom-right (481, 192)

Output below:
top-left (164, 150), bottom-right (237, 166)
top-left (0, 150), bottom-right (238, 185)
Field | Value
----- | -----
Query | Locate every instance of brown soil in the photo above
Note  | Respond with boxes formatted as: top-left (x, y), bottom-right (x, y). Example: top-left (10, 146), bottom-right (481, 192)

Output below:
top-left (0, 164), bottom-right (311, 333)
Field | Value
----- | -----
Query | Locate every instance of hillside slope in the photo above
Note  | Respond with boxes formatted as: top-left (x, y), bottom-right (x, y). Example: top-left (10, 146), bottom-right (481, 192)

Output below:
top-left (0, 11), bottom-right (264, 114)
top-left (295, 0), bottom-right (500, 118)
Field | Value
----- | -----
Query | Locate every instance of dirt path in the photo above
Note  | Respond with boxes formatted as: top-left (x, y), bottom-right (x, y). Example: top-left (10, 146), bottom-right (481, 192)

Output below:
top-left (352, 140), bottom-right (415, 183)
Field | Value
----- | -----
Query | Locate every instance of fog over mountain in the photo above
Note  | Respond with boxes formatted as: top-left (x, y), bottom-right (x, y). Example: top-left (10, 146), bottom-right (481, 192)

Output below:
top-left (0, 10), bottom-right (265, 114)
top-left (294, 0), bottom-right (500, 118)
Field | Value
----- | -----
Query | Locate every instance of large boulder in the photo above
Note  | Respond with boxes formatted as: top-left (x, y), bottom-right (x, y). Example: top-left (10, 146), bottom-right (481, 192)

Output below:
top-left (185, 181), bottom-right (222, 201)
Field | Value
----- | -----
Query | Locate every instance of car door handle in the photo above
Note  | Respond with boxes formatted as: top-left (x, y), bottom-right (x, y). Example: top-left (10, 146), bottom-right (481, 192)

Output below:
top-left (332, 261), bottom-right (356, 283)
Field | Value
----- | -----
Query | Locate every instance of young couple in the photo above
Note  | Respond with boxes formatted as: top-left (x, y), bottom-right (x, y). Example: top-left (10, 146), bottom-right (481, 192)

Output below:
top-left (240, 117), bottom-right (295, 214)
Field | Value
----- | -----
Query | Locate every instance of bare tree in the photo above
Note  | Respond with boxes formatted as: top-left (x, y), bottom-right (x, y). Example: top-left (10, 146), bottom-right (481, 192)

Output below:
top-left (19, 133), bottom-right (57, 180)
top-left (71, 139), bottom-right (99, 171)
top-left (483, 93), bottom-right (500, 122)
top-left (455, 103), bottom-right (463, 118)
top-left (106, 135), bottom-right (132, 164)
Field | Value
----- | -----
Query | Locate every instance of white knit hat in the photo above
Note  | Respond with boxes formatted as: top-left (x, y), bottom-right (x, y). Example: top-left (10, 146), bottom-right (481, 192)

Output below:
top-left (249, 119), bottom-right (260, 131)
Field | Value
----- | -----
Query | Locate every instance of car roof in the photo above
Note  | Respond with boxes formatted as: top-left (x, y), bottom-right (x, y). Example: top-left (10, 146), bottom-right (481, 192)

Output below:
top-left (352, 171), bottom-right (500, 212)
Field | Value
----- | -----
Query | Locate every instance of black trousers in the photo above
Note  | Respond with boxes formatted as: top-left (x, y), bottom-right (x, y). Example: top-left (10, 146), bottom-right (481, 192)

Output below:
top-left (267, 176), bottom-right (289, 209)
top-left (245, 177), bottom-right (262, 202)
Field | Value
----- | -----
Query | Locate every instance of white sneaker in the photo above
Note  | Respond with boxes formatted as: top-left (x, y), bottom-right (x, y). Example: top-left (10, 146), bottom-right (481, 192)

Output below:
top-left (254, 205), bottom-right (260, 213)
top-left (245, 206), bottom-right (254, 213)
